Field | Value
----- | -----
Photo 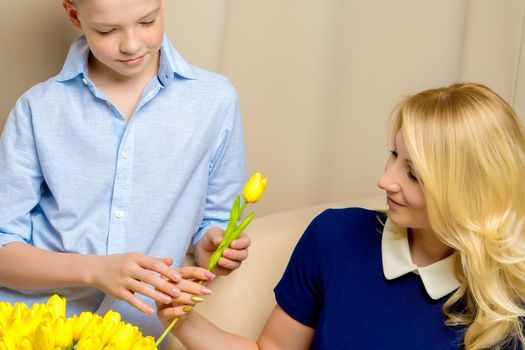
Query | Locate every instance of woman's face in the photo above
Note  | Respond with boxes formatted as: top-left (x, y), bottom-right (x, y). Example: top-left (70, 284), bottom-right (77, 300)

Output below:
top-left (377, 130), bottom-right (431, 229)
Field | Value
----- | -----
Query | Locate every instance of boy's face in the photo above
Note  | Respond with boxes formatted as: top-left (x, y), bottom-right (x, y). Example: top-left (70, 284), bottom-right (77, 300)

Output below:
top-left (64, 0), bottom-right (165, 79)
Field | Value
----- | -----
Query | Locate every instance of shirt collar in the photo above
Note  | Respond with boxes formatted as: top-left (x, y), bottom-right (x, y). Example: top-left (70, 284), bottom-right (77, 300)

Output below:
top-left (55, 35), bottom-right (196, 83)
top-left (381, 219), bottom-right (460, 299)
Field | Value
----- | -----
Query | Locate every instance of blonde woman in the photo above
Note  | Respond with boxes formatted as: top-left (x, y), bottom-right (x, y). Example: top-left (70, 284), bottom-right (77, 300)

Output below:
top-left (158, 83), bottom-right (525, 349)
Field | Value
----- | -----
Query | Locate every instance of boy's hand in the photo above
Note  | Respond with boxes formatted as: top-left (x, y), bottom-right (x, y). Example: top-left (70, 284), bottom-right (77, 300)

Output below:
top-left (89, 253), bottom-right (186, 314)
top-left (157, 266), bottom-right (215, 327)
top-left (194, 227), bottom-right (251, 275)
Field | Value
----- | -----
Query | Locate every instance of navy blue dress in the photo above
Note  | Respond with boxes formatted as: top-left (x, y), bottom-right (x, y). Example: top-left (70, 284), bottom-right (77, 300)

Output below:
top-left (274, 208), bottom-right (463, 349)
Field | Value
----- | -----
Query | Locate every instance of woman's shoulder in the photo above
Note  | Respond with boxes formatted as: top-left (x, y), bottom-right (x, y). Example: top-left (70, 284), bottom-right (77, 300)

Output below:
top-left (310, 207), bottom-right (385, 235)
top-left (298, 207), bottom-right (385, 251)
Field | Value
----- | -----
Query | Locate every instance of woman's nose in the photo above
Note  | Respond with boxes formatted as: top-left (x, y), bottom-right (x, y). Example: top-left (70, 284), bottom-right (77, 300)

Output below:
top-left (377, 166), bottom-right (401, 193)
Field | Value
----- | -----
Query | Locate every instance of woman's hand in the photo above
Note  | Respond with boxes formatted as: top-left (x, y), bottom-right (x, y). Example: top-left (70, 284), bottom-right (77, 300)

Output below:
top-left (157, 266), bottom-right (215, 327)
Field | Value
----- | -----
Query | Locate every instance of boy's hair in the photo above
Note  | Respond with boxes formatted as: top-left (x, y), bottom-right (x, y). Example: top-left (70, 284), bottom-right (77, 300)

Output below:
top-left (392, 83), bottom-right (525, 349)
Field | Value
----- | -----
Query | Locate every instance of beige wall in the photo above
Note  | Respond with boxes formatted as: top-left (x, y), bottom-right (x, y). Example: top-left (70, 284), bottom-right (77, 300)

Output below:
top-left (2, 0), bottom-right (522, 216)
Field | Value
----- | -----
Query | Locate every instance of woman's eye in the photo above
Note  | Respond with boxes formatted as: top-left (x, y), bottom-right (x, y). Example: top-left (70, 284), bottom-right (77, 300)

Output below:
top-left (407, 169), bottom-right (419, 182)
top-left (390, 150), bottom-right (398, 158)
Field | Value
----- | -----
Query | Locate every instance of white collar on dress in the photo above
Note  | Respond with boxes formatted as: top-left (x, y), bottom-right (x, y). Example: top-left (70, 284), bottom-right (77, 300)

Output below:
top-left (381, 219), bottom-right (460, 300)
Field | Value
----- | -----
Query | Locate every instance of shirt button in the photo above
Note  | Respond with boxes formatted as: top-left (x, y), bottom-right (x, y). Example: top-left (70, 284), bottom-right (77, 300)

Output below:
top-left (121, 151), bottom-right (129, 159)
top-left (115, 210), bottom-right (124, 218)
top-left (82, 78), bottom-right (88, 86)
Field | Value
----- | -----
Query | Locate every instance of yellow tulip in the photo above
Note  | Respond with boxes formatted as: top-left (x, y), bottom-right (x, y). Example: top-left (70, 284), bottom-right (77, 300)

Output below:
top-left (0, 335), bottom-right (16, 350)
top-left (11, 303), bottom-right (29, 321)
top-left (72, 312), bottom-right (94, 341)
top-left (131, 336), bottom-right (157, 350)
top-left (97, 320), bottom-right (120, 345)
top-left (78, 314), bottom-right (102, 341)
top-left (242, 172), bottom-right (268, 203)
top-left (107, 323), bottom-right (135, 350)
top-left (18, 337), bottom-right (33, 350)
top-left (51, 317), bottom-right (73, 348)
top-left (33, 322), bottom-right (55, 350)
top-left (45, 295), bottom-right (66, 320)
top-left (30, 304), bottom-right (47, 318)
top-left (102, 310), bottom-right (121, 325)
top-left (0, 303), bottom-right (12, 322)
top-left (76, 336), bottom-right (103, 350)
top-left (7, 318), bottom-right (29, 343)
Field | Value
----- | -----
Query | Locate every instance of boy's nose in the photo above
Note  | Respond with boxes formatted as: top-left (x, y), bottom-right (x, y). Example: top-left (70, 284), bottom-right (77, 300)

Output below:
top-left (120, 32), bottom-right (141, 55)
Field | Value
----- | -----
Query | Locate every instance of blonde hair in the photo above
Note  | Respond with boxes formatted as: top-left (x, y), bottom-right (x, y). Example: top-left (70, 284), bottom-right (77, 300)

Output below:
top-left (392, 83), bottom-right (525, 349)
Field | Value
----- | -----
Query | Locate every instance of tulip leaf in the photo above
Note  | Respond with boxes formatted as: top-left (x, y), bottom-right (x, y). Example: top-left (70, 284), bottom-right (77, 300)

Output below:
top-left (229, 213), bottom-right (254, 241)
top-left (207, 212), bottom-right (255, 271)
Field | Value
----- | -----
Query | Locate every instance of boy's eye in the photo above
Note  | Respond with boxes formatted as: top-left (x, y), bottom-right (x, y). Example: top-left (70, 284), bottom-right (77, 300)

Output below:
top-left (141, 19), bottom-right (156, 26)
top-left (97, 29), bottom-right (114, 35)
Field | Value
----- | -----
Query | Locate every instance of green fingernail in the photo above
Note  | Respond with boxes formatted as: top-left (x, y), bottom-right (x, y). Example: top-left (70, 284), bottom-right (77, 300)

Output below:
top-left (183, 306), bottom-right (193, 313)
top-left (191, 296), bottom-right (204, 303)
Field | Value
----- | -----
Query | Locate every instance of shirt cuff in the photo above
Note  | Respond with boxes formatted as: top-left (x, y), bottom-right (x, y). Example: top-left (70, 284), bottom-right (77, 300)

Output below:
top-left (192, 220), bottom-right (229, 246)
top-left (0, 233), bottom-right (28, 249)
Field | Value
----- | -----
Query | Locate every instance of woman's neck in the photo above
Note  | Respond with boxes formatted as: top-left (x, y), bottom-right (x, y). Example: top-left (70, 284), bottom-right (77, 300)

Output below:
top-left (408, 227), bottom-right (453, 267)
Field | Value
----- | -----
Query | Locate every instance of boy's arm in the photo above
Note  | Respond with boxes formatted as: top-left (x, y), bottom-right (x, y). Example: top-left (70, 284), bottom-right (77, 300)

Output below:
top-left (0, 98), bottom-right (185, 313)
top-left (192, 85), bottom-right (249, 274)
top-left (0, 242), bottom-right (207, 314)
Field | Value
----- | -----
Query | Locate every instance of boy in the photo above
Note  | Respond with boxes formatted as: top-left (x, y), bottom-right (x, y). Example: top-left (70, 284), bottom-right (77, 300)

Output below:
top-left (0, 0), bottom-right (249, 340)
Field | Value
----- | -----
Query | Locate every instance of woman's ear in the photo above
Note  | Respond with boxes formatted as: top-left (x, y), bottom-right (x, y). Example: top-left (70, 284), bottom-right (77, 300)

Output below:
top-left (62, 0), bottom-right (82, 29)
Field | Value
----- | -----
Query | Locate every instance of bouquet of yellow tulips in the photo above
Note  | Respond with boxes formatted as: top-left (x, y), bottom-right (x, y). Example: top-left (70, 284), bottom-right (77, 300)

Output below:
top-left (0, 295), bottom-right (157, 350)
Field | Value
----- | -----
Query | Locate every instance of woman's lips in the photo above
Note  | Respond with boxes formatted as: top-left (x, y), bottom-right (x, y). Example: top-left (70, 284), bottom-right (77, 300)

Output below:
top-left (387, 196), bottom-right (405, 207)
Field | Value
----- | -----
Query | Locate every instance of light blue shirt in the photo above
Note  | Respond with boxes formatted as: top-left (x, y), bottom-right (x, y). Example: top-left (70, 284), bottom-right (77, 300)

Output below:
top-left (0, 35), bottom-right (246, 339)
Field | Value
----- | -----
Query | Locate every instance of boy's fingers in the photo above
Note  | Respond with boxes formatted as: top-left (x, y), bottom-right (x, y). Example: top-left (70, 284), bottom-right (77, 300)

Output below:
top-left (178, 266), bottom-right (215, 281)
top-left (141, 256), bottom-right (181, 282)
top-left (161, 257), bottom-right (174, 266)
top-left (134, 268), bottom-right (181, 298)
top-left (217, 257), bottom-right (241, 271)
top-left (230, 235), bottom-right (251, 249)
top-left (123, 290), bottom-right (155, 315)
top-left (222, 248), bottom-right (248, 262)
top-left (207, 229), bottom-right (225, 248)
top-left (129, 279), bottom-right (174, 306)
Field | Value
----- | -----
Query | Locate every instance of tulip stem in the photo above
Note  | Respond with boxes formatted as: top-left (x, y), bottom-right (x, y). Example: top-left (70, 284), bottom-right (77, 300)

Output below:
top-left (240, 201), bottom-right (247, 217)
top-left (156, 317), bottom-right (178, 346)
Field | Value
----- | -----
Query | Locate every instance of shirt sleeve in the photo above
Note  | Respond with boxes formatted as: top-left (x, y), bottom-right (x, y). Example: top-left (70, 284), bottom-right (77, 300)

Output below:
top-left (0, 96), bottom-right (43, 248)
top-left (192, 84), bottom-right (247, 245)
top-left (274, 213), bottom-right (326, 328)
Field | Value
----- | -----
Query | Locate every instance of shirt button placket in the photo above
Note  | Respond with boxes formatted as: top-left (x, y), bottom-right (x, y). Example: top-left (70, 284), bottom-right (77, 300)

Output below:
top-left (107, 126), bottom-right (135, 255)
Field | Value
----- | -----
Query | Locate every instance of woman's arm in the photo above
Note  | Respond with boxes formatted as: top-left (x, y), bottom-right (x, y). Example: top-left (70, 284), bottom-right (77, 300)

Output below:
top-left (164, 304), bottom-right (314, 350)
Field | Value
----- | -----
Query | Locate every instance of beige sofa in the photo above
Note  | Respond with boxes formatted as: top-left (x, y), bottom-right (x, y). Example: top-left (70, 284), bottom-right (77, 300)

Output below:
top-left (171, 196), bottom-right (386, 349)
